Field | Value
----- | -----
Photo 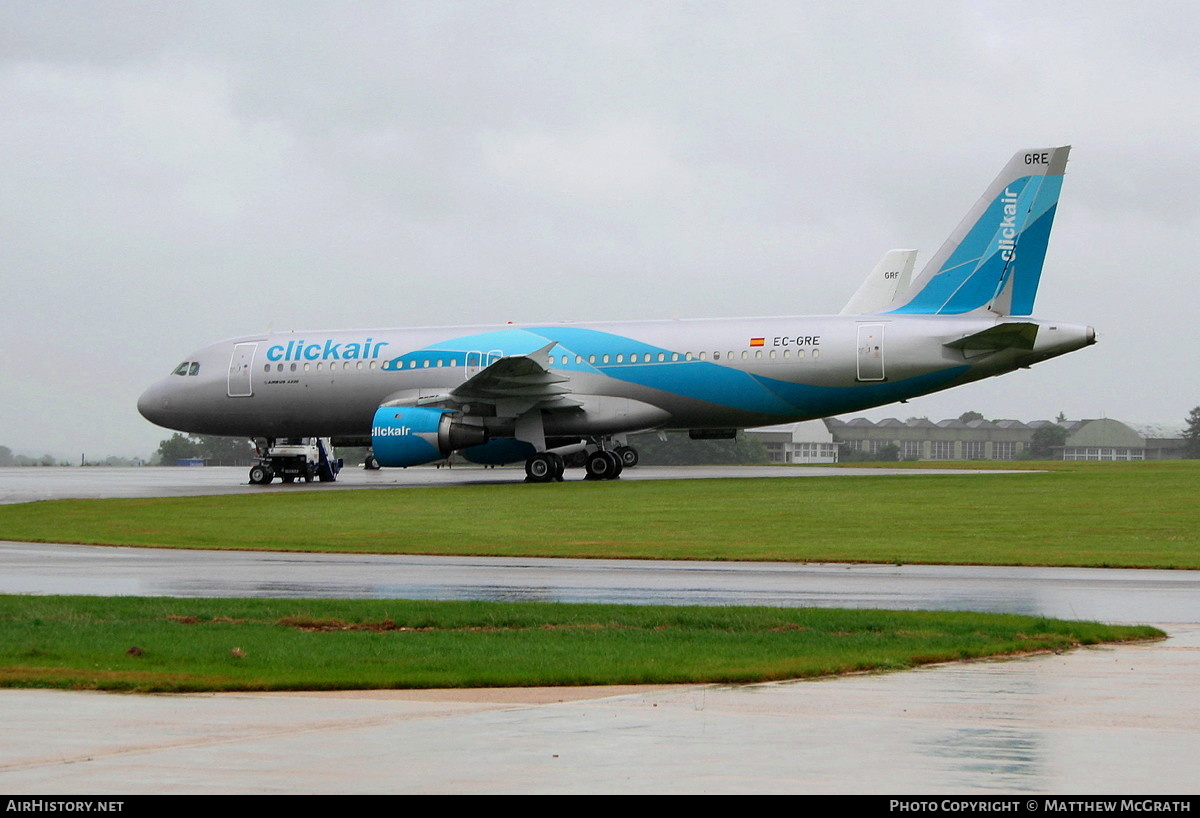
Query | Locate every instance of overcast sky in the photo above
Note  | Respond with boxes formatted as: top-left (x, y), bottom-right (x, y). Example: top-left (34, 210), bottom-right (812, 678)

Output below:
top-left (2, 1), bottom-right (1198, 459)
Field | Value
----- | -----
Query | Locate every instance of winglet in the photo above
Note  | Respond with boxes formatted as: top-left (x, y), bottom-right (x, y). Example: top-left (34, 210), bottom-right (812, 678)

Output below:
top-left (841, 249), bottom-right (917, 315)
top-left (887, 146), bottom-right (1070, 316)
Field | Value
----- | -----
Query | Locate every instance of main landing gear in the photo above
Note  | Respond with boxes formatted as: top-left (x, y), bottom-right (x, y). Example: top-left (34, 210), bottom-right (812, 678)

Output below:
top-left (522, 442), bottom-right (637, 483)
top-left (583, 449), bottom-right (623, 480)
top-left (524, 452), bottom-right (566, 483)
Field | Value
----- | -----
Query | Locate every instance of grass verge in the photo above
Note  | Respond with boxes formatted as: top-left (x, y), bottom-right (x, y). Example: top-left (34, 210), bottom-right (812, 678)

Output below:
top-left (0, 595), bottom-right (1161, 693)
top-left (0, 461), bottom-right (1197, 567)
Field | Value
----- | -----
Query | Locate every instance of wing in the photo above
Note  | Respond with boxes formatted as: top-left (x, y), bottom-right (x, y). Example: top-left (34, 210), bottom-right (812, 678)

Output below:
top-left (448, 343), bottom-right (581, 417)
top-left (379, 343), bottom-right (581, 417)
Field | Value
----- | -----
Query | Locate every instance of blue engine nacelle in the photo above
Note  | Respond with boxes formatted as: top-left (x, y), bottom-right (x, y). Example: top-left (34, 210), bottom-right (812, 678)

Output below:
top-left (461, 438), bottom-right (537, 466)
top-left (371, 407), bottom-right (488, 467)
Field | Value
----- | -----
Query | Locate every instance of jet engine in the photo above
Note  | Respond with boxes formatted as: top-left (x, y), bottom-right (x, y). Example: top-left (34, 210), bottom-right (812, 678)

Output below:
top-left (371, 407), bottom-right (488, 467)
top-left (461, 438), bottom-right (537, 465)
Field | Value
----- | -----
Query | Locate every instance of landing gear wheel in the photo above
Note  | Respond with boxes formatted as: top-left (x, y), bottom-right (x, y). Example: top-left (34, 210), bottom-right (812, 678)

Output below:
top-left (585, 450), bottom-right (622, 480)
top-left (550, 452), bottom-right (566, 481)
top-left (525, 452), bottom-right (557, 483)
top-left (606, 450), bottom-right (623, 478)
top-left (615, 446), bottom-right (639, 468)
top-left (248, 465), bottom-right (273, 485)
top-left (364, 455), bottom-right (380, 470)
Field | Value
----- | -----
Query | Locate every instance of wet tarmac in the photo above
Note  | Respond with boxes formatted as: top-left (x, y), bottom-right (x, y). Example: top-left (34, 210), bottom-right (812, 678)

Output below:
top-left (0, 464), bottom-right (1035, 504)
top-left (3, 542), bottom-right (1199, 624)
top-left (0, 465), bottom-right (1196, 793)
top-left (3, 628), bottom-right (1197, 794)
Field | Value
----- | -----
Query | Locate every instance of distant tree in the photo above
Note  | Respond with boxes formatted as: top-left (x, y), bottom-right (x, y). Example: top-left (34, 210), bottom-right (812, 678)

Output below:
top-left (958, 411), bottom-right (984, 423)
top-left (1183, 406), bottom-right (1200, 459)
top-left (86, 455), bottom-right (140, 467)
top-left (1029, 424), bottom-right (1069, 459)
top-left (876, 443), bottom-right (900, 462)
top-left (1055, 411), bottom-right (1068, 423)
top-left (627, 431), bottom-right (767, 466)
top-left (0, 446), bottom-right (12, 467)
top-left (155, 434), bottom-right (253, 466)
top-left (156, 433), bottom-right (202, 464)
top-left (194, 436), bottom-right (255, 466)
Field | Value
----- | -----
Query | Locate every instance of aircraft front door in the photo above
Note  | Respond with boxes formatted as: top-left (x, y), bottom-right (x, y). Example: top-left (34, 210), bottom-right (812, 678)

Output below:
top-left (856, 324), bottom-right (885, 382)
top-left (227, 343), bottom-right (257, 397)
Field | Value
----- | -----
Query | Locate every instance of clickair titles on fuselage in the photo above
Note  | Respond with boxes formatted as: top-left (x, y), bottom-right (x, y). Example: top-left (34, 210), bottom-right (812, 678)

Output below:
top-left (265, 338), bottom-right (391, 362)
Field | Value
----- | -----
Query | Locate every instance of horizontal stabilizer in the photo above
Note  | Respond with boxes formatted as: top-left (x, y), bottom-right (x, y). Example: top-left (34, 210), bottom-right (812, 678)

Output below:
top-left (944, 322), bottom-right (1038, 353)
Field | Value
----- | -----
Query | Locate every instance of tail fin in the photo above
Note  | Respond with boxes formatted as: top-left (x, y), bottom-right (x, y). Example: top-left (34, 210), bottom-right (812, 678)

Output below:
top-left (840, 249), bottom-right (917, 314)
top-left (887, 146), bottom-right (1070, 316)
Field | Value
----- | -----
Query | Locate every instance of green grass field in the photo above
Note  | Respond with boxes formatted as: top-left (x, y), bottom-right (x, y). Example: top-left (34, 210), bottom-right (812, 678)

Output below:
top-left (0, 595), bottom-right (1161, 693)
top-left (1, 461), bottom-right (1196, 568)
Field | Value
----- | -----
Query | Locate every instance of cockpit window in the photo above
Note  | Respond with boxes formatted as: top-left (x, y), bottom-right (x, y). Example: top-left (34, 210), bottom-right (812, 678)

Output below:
top-left (173, 362), bottom-right (190, 376)
top-left (188, 362), bottom-right (200, 376)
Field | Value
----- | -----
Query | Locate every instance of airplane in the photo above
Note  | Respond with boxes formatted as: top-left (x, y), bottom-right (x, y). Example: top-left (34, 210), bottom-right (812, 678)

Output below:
top-left (138, 146), bottom-right (1095, 484)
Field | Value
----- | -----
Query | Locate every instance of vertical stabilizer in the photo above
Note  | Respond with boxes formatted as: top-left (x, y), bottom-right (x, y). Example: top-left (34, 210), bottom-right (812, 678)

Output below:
top-left (840, 249), bottom-right (917, 314)
top-left (888, 146), bottom-right (1070, 316)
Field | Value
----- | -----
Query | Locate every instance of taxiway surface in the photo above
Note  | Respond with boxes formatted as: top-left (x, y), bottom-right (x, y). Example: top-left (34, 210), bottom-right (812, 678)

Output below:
top-left (0, 466), bottom-right (1196, 794)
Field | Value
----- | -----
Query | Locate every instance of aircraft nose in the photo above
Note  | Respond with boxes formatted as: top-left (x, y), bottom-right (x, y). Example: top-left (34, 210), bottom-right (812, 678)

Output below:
top-left (137, 381), bottom-right (170, 426)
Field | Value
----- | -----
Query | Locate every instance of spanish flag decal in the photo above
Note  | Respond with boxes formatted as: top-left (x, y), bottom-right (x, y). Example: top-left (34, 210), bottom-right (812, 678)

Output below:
top-left (749, 338), bottom-right (765, 347)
